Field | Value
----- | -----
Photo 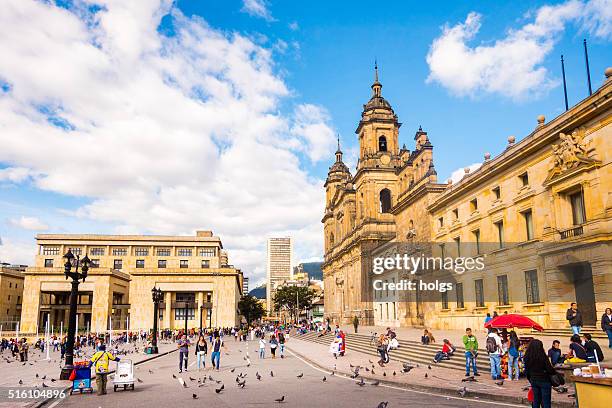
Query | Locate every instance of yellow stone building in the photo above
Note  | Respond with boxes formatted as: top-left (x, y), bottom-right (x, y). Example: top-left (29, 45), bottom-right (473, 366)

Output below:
top-left (323, 66), bottom-right (612, 331)
top-left (20, 231), bottom-right (243, 334)
top-left (0, 264), bottom-right (25, 329)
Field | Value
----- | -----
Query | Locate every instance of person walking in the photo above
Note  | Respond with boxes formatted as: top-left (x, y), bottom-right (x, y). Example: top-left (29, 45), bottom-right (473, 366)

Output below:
top-left (486, 328), bottom-right (503, 380)
top-left (601, 307), bottom-right (612, 349)
top-left (270, 334), bottom-right (278, 359)
top-left (463, 328), bottom-right (479, 377)
top-left (259, 336), bottom-right (266, 359)
top-left (507, 331), bottom-right (520, 380)
top-left (90, 344), bottom-right (120, 396)
top-left (195, 335), bottom-right (207, 371)
top-left (524, 339), bottom-right (556, 408)
top-left (278, 332), bottom-right (285, 359)
top-left (566, 302), bottom-right (583, 335)
top-left (210, 331), bottom-right (223, 370)
top-left (177, 335), bottom-right (190, 373)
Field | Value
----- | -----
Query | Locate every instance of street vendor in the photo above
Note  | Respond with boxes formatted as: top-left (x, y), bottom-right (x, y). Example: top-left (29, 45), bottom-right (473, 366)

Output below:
top-left (90, 344), bottom-right (120, 395)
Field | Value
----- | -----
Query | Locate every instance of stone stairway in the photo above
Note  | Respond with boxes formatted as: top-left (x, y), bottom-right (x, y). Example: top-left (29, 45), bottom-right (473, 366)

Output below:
top-left (293, 331), bottom-right (491, 373)
top-left (532, 325), bottom-right (607, 339)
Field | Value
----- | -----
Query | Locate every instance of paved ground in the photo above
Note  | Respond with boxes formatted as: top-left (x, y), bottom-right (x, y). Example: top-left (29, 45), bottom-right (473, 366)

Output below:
top-left (0, 339), bottom-right (176, 407)
top-left (50, 338), bottom-right (524, 408)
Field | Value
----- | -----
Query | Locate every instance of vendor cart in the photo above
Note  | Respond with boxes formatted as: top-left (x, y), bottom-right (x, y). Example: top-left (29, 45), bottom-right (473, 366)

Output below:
top-left (70, 361), bottom-right (94, 395)
top-left (113, 359), bottom-right (135, 391)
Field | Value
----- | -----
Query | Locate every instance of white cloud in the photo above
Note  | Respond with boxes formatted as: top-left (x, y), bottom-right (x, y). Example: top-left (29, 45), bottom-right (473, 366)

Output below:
top-left (0, 167), bottom-right (37, 183)
top-left (426, 0), bottom-right (612, 99)
top-left (288, 21), bottom-right (299, 31)
top-left (0, 0), bottom-right (333, 283)
top-left (241, 0), bottom-right (274, 21)
top-left (448, 163), bottom-right (482, 184)
top-left (8, 216), bottom-right (49, 231)
top-left (0, 236), bottom-right (35, 265)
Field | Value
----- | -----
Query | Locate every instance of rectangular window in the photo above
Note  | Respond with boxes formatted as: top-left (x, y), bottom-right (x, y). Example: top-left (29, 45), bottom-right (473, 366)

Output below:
top-left (68, 247), bottom-right (82, 256)
top-left (452, 208), bottom-right (459, 221)
top-left (470, 198), bottom-right (478, 212)
top-left (494, 221), bottom-right (504, 248)
top-left (158, 260), bottom-right (167, 268)
top-left (43, 246), bottom-right (60, 255)
top-left (199, 248), bottom-right (216, 257)
top-left (475, 279), bottom-right (484, 307)
top-left (497, 275), bottom-right (509, 305)
top-left (456, 282), bottom-right (465, 308)
top-left (454, 237), bottom-right (461, 257)
top-left (44, 259), bottom-right (54, 268)
top-left (174, 308), bottom-right (195, 320)
top-left (492, 186), bottom-right (501, 200)
top-left (134, 247), bottom-right (149, 256)
top-left (90, 247), bottom-right (105, 256)
top-left (570, 191), bottom-right (586, 225)
top-left (177, 248), bottom-right (193, 257)
top-left (441, 291), bottom-right (449, 309)
top-left (519, 172), bottom-right (529, 187)
top-left (180, 260), bottom-right (188, 268)
top-left (438, 217), bottom-right (444, 229)
top-left (136, 259), bottom-right (145, 268)
top-left (91, 259), bottom-right (100, 268)
top-left (523, 209), bottom-right (534, 240)
top-left (157, 248), bottom-right (171, 256)
top-left (112, 248), bottom-right (127, 256)
top-left (439, 244), bottom-right (445, 260)
top-left (201, 260), bottom-right (210, 268)
top-left (473, 230), bottom-right (481, 254)
top-left (113, 259), bottom-right (123, 270)
top-left (525, 270), bottom-right (540, 304)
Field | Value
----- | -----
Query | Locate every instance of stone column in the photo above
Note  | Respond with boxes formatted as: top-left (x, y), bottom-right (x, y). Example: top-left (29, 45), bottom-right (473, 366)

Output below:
top-left (164, 291), bottom-right (172, 329)
top-left (20, 275), bottom-right (41, 333)
top-left (91, 276), bottom-right (111, 333)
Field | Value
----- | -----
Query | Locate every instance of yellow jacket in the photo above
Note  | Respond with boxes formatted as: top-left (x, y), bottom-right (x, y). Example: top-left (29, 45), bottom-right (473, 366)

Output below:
top-left (90, 350), bottom-right (119, 373)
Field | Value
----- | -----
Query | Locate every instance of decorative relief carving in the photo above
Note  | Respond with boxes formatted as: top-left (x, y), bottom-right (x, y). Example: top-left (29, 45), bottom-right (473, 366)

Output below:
top-left (546, 127), bottom-right (600, 183)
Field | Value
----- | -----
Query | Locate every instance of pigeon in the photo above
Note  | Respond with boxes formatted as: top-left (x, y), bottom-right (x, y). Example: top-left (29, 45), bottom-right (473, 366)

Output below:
top-left (50, 379), bottom-right (56, 382)
top-left (148, 369), bottom-right (154, 374)
top-left (178, 378), bottom-right (187, 388)
top-left (215, 386), bottom-right (223, 394)
top-left (230, 368), bottom-right (235, 373)
top-left (275, 396), bottom-right (285, 403)
top-left (383, 372), bottom-right (386, 377)
top-left (189, 377), bottom-right (196, 381)
top-left (237, 380), bottom-right (246, 388)
top-left (554, 386), bottom-right (568, 393)
top-left (369, 359), bottom-right (374, 364)
top-left (365, 367), bottom-right (370, 372)
top-left (393, 371), bottom-right (396, 376)
top-left (18, 380), bottom-right (23, 385)
top-left (137, 378), bottom-right (143, 383)
top-left (42, 383), bottom-right (49, 388)
top-left (256, 372), bottom-right (262, 381)
top-left (42, 375), bottom-right (46, 380)
top-left (357, 377), bottom-right (366, 386)
top-left (371, 370), bottom-right (375, 375)
top-left (376, 402), bottom-right (388, 408)
top-left (270, 370), bottom-right (274, 377)
top-left (522, 386), bottom-right (531, 391)
top-left (236, 376), bottom-right (240, 383)
top-left (330, 371), bottom-right (334, 376)
top-left (172, 374), bottom-right (177, 379)
top-left (425, 373), bottom-right (428, 378)
top-left (322, 376), bottom-right (327, 382)
top-left (462, 376), bottom-right (477, 382)
top-left (495, 380), bottom-right (504, 386)
top-left (428, 365), bottom-right (432, 370)
top-left (458, 387), bottom-right (467, 397)
top-left (215, 380), bottom-right (222, 384)
top-left (371, 380), bottom-right (380, 386)
top-left (297, 373), bottom-right (303, 379)
top-left (35, 374), bottom-right (39, 378)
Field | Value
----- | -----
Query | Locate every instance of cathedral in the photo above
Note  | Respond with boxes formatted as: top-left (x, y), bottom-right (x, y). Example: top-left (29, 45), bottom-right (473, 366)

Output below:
top-left (322, 66), bottom-right (612, 331)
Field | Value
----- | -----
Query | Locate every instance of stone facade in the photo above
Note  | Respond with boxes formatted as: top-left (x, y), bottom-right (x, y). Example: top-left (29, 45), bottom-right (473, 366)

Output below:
top-left (20, 231), bottom-right (243, 333)
top-left (0, 265), bottom-right (25, 328)
top-left (323, 66), bottom-right (612, 330)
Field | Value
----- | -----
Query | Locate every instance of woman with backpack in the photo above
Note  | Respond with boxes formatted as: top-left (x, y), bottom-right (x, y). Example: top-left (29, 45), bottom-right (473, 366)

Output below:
top-left (507, 331), bottom-right (520, 380)
top-left (270, 334), bottom-right (278, 359)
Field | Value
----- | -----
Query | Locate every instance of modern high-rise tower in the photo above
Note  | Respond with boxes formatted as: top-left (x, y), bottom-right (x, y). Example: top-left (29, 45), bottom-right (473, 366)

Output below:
top-left (266, 237), bottom-right (292, 314)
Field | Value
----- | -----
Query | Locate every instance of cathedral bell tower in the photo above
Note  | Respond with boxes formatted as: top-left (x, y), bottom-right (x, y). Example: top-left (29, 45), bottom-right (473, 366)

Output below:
top-left (356, 62), bottom-right (402, 171)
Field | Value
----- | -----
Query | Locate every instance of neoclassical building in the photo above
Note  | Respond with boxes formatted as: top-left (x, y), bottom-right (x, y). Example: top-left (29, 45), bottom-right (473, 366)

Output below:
top-left (20, 231), bottom-right (244, 334)
top-left (322, 66), bottom-right (612, 331)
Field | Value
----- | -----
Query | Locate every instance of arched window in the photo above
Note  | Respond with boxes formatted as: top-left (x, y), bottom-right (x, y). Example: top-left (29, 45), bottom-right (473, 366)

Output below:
top-left (378, 136), bottom-right (387, 152)
top-left (379, 188), bottom-right (392, 213)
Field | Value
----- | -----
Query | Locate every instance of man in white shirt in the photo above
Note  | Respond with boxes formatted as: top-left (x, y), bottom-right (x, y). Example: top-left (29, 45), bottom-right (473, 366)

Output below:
top-left (486, 328), bottom-right (503, 380)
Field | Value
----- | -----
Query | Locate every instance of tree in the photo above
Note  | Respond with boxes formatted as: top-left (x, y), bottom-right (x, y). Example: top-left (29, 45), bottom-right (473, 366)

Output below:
top-left (273, 286), bottom-right (315, 323)
top-left (238, 295), bottom-right (265, 327)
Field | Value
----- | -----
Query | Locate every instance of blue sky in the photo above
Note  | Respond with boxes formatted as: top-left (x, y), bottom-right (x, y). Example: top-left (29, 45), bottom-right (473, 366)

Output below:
top-left (0, 0), bottom-right (610, 284)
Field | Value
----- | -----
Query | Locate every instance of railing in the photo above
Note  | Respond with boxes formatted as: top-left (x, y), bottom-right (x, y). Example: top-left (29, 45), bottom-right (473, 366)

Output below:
top-left (559, 225), bottom-right (584, 239)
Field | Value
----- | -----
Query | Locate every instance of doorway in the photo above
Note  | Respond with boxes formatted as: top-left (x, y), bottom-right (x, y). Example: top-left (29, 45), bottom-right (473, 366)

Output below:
top-left (569, 262), bottom-right (596, 326)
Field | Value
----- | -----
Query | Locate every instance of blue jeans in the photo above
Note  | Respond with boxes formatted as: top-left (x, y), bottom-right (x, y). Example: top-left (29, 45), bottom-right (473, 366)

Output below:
top-left (508, 354), bottom-right (519, 379)
top-left (530, 379), bottom-right (552, 408)
top-left (465, 351), bottom-right (477, 375)
top-left (605, 328), bottom-right (612, 348)
top-left (211, 351), bottom-right (220, 369)
top-left (489, 353), bottom-right (501, 379)
top-left (280, 344), bottom-right (285, 356)
top-left (179, 351), bottom-right (188, 371)
top-left (196, 352), bottom-right (206, 369)
top-left (259, 348), bottom-right (265, 358)
top-left (571, 325), bottom-right (581, 335)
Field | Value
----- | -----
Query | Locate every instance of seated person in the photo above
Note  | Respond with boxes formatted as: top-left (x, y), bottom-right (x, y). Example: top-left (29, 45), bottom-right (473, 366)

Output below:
top-left (421, 329), bottom-right (435, 345)
top-left (433, 339), bottom-right (455, 363)
top-left (583, 333), bottom-right (604, 362)
top-left (547, 340), bottom-right (564, 365)
top-left (566, 334), bottom-right (588, 363)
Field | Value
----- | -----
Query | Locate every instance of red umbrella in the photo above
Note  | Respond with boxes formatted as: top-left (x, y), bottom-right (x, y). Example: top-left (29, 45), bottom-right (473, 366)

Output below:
top-left (484, 314), bottom-right (544, 331)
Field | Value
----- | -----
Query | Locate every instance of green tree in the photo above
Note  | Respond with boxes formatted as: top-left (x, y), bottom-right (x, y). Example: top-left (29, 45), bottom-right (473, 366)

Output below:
top-left (273, 286), bottom-right (315, 323)
top-left (238, 294), bottom-right (265, 326)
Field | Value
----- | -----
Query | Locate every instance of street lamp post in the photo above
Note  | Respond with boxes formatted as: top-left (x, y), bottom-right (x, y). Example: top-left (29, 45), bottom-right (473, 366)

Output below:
top-left (199, 305), bottom-right (204, 335)
top-left (150, 287), bottom-right (163, 354)
top-left (59, 250), bottom-right (90, 380)
top-left (184, 303), bottom-right (188, 337)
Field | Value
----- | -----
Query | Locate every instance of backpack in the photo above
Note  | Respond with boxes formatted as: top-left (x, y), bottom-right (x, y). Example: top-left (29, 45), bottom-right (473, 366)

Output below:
top-left (509, 346), bottom-right (519, 358)
top-left (486, 336), bottom-right (498, 354)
